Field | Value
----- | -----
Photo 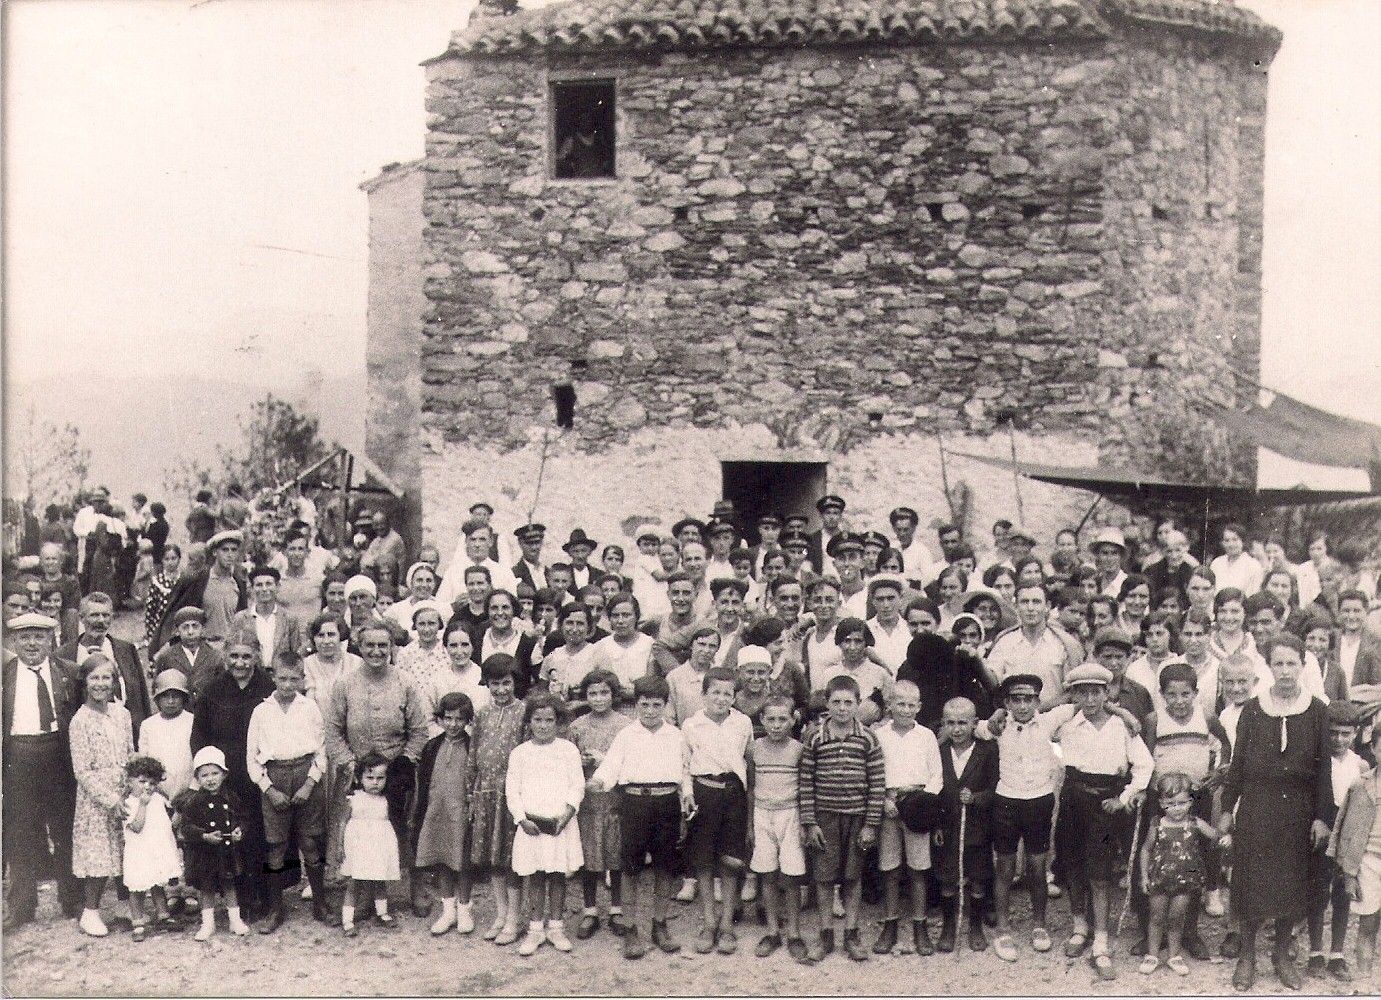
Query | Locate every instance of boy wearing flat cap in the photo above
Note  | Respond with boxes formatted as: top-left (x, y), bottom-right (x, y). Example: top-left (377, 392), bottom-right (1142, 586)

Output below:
top-left (153, 606), bottom-right (226, 707)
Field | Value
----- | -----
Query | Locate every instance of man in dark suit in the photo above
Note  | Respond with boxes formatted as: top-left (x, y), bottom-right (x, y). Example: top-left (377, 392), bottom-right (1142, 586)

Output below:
top-left (59, 591), bottom-right (153, 742)
top-left (3, 613), bottom-right (83, 929)
top-left (807, 495), bottom-right (847, 577)
top-left (511, 523), bottom-right (547, 593)
top-left (154, 530), bottom-right (249, 654)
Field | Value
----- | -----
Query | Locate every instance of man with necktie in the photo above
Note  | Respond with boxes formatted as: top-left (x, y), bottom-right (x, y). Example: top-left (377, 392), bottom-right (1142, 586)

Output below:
top-left (3, 612), bottom-right (82, 930)
top-left (58, 591), bottom-right (152, 743)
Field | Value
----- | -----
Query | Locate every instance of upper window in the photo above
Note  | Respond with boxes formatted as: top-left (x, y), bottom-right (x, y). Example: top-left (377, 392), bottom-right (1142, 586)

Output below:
top-left (552, 80), bottom-right (616, 180)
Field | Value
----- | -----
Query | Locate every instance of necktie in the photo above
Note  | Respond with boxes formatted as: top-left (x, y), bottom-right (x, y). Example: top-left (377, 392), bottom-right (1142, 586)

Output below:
top-left (29, 665), bottom-right (55, 732)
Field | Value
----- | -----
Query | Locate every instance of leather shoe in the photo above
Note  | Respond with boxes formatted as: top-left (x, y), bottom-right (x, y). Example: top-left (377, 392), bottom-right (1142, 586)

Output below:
top-left (1272, 948), bottom-right (1302, 991)
top-left (873, 918), bottom-right (897, 954)
top-left (622, 928), bottom-right (647, 960)
top-left (1129, 937), bottom-right (1149, 957)
top-left (1232, 953), bottom-right (1256, 992)
top-left (576, 913), bottom-right (599, 940)
top-left (913, 920), bottom-right (934, 956)
top-left (608, 912), bottom-right (633, 937)
top-left (806, 928), bottom-right (834, 963)
top-left (843, 927), bottom-right (868, 962)
top-left (651, 918), bottom-right (679, 953)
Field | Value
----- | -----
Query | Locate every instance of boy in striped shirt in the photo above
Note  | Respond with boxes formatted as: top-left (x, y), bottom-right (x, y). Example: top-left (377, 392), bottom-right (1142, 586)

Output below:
top-left (800, 674), bottom-right (886, 963)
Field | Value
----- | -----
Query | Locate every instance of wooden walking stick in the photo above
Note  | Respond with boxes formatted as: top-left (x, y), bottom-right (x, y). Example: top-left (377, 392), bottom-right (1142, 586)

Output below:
top-left (955, 801), bottom-right (968, 961)
top-left (1116, 797), bottom-right (1144, 940)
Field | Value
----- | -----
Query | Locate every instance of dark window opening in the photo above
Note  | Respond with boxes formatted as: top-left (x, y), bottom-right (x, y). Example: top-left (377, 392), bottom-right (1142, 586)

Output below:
top-left (552, 80), bottom-right (616, 180)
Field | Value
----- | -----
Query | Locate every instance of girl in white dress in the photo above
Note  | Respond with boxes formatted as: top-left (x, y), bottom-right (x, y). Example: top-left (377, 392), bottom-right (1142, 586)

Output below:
top-left (122, 755), bottom-right (182, 940)
top-left (340, 752), bottom-right (401, 936)
top-left (506, 692), bottom-right (585, 956)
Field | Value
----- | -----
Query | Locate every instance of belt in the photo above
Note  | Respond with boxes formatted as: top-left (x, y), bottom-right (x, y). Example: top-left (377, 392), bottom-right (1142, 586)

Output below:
top-left (265, 754), bottom-right (314, 769)
top-left (622, 783), bottom-right (679, 797)
top-left (692, 773), bottom-right (738, 790)
top-left (7, 731), bottom-right (61, 743)
top-left (1064, 768), bottom-right (1126, 792)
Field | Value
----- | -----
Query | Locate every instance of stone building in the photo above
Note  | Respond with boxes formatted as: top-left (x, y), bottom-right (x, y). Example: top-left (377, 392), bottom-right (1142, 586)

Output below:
top-left (366, 0), bottom-right (1281, 560)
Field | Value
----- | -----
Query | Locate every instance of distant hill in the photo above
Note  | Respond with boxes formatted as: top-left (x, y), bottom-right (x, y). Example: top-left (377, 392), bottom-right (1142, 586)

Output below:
top-left (4, 371), bottom-right (366, 515)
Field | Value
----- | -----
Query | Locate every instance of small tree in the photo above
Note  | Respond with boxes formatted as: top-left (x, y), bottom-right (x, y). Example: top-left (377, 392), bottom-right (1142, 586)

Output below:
top-left (8, 404), bottom-right (91, 510)
top-left (217, 394), bottom-right (331, 495)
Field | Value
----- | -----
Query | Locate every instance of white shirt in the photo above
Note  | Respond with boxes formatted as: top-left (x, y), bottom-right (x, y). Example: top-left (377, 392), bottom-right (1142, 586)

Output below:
top-left (681, 708), bottom-right (753, 789)
top-left (874, 721), bottom-right (943, 791)
top-left (516, 559), bottom-right (546, 590)
top-left (1057, 711), bottom-right (1154, 807)
top-left (1100, 570), bottom-right (1128, 599)
top-left (1332, 749), bottom-right (1365, 808)
top-left (947, 741), bottom-right (975, 780)
top-left (589, 633), bottom-right (654, 694)
top-left (1295, 560), bottom-right (1322, 609)
top-left (1220, 701), bottom-right (1246, 754)
top-left (705, 558), bottom-right (736, 584)
top-left (895, 537), bottom-right (937, 587)
top-left (139, 710), bottom-right (195, 797)
top-left (986, 626), bottom-right (1070, 710)
top-left (251, 606), bottom-right (279, 667)
top-left (804, 627), bottom-right (844, 691)
top-left (840, 586), bottom-right (869, 620)
top-left (268, 546), bottom-right (339, 580)
top-left (437, 556), bottom-right (517, 607)
top-left (977, 704), bottom-right (1077, 800)
top-left (481, 628), bottom-right (522, 661)
top-left (868, 617), bottom-right (911, 674)
top-left (10, 658), bottom-right (60, 736)
top-left (245, 692), bottom-right (327, 791)
top-left (591, 720), bottom-right (687, 788)
top-left (1209, 553), bottom-right (1264, 597)
top-left (1340, 633), bottom-right (1363, 688)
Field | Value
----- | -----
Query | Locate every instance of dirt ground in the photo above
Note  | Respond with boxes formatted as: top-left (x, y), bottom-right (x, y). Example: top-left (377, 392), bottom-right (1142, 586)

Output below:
top-left (2, 878), bottom-right (1373, 997)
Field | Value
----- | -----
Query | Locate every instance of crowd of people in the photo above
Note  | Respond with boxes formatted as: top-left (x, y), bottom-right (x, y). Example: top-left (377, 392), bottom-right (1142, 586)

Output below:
top-left (4, 486), bottom-right (1381, 992)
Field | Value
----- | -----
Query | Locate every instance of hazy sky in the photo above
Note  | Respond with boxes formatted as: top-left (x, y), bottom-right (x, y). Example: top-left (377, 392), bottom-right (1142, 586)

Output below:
top-left (4, 0), bottom-right (1379, 427)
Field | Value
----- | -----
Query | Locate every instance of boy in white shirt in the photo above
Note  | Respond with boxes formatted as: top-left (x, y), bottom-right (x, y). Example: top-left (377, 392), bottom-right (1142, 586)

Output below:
top-left (871, 680), bottom-right (943, 956)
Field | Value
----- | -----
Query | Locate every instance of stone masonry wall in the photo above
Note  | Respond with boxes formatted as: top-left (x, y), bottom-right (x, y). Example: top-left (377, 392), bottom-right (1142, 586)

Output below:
top-left (421, 35), bottom-right (1265, 454)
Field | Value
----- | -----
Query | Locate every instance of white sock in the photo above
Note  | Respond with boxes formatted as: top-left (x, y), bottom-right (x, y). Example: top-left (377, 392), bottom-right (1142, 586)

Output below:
top-left (550, 918), bottom-right (565, 928)
top-left (608, 906), bottom-right (623, 915)
top-left (342, 904), bottom-right (355, 926)
top-left (582, 906), bottom-right (597, 916)
top-left (375, 898), bottom-right (389, 917)
top-left (1093, 931), bottom-right (1109, 953)
top-left (227, 906), bottom-right (242, 922)
top-left (529, 919), bottom-right (545, 932)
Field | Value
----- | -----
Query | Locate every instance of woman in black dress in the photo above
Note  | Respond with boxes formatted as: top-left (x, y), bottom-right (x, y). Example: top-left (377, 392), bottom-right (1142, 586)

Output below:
top-left (1219, 632), bottom-right (1331, 991)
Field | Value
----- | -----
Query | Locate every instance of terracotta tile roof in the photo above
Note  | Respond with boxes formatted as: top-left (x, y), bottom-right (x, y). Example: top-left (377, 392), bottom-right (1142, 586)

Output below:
top-left (447, 0), bottom-right (1278, 57)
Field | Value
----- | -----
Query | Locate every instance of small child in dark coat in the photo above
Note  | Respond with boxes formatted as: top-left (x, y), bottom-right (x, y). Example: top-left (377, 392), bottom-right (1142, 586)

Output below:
top-left (176, 746), bottom-right (248, 941)
top-left (933, 696), bottom-right (999, 953)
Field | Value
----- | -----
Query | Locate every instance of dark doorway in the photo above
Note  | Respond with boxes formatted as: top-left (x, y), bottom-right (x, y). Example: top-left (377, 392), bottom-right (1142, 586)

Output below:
top-left (721, 461), bottom-right (829, 546)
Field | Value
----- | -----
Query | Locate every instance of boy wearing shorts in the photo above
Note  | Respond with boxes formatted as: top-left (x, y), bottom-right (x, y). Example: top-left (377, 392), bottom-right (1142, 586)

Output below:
top-left (800, 674), bottom-right (886, 962)
top-left (872, 679), bottom-right (943, 956)
top-left (681, 666), bottom-right (754, 955)
top-left (747, 694), bottom-right (810, 963)
top-left (1330, 720), bottom-right (1381, 984)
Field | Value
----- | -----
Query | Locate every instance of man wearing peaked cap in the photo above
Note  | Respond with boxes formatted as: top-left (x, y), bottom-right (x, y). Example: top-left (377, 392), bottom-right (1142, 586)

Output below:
top-left (808, 496), bottom-right (847, 579)
top-left (889, 506), bottom-right (937, 590)
top-left (512, 523), bottom-right (547, 593)
top-left (3, 609), bottom-right (83, 928)
top-left (748, 512), bottom-right (783, 578)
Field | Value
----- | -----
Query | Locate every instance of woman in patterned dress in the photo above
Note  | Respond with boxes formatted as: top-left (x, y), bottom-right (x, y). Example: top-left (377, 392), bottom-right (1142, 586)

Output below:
top-left (69, 653), bottom-right (135, 937)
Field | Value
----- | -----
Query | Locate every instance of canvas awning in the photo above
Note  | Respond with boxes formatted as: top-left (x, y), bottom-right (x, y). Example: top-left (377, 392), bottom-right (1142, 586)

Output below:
top-left (946, 451), bottom-right (1376, 517)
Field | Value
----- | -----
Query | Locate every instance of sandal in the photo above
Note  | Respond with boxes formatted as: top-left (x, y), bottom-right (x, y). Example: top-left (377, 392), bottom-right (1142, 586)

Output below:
top-left (1167, 955), bottom-right (1191, 976)
top-left (1138, 955), bottom-right (1160, 975)
top-left (1064, 931), bottom-right (1089, 958)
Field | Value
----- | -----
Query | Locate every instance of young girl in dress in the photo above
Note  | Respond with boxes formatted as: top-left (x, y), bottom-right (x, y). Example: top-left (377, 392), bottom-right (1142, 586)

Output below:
top-left (70, 653), bottom-right (136, 938)
top-left (340, 751), bottom-right (401, 936)
top-left (179, 746), bottom-right (249, 940)
top-left (567, 670), bottom-right (632, 939)
top-left (122, 755), bottom-right (181, 940)
top-left (507, 691), bottom-right (585, 956)
top-left (413, 692), bottom-right (475, 936)
top-left (467, 653), bottom-right (527, 944)
top-left (1139, 772), bottom-right (1220, 976)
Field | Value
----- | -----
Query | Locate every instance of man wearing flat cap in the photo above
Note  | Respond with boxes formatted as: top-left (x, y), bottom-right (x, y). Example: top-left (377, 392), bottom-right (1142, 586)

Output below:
top-left (807, 495), bottom-right (847, 578)
top-left (3, 613), bottom-right (82, 929)
top-left (155, 529), bottom-right (248, 654)
top-left (511, 523), bottom-right (547, 593)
